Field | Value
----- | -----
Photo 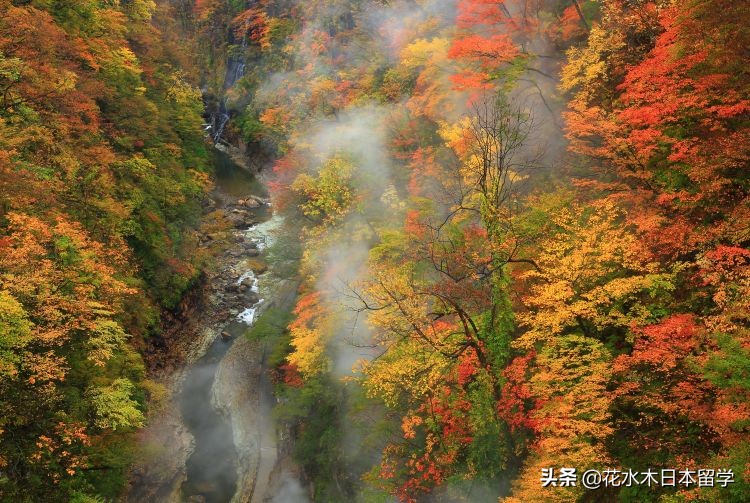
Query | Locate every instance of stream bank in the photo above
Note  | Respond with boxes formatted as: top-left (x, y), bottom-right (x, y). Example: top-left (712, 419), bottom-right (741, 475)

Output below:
top-left (126, 151), bottom-right (307, 503)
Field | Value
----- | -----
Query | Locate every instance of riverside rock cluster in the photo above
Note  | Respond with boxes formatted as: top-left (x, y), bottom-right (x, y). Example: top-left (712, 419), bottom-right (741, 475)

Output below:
top-left (127, 186), bottom-right (282, 502)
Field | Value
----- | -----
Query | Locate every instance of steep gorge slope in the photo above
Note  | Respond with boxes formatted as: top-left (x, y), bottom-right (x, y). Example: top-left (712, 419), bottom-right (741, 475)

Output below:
top-left (0, 1), bottom-right (211, 500)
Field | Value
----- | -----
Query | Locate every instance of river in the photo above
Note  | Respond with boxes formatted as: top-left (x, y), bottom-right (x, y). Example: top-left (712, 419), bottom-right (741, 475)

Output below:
top-left (127, 151), bottom-right (304, 503)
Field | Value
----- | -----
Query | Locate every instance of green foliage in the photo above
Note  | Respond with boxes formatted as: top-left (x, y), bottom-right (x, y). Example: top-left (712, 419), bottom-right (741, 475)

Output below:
top-left (246, 306), bottom-right (294, 341)
top-left (237, 110), bottom-right (265, 142)
top-left (697, 441), bottom-right (750, 503)
top-left (86, 319), bottom-right (129, 368)
top-left (276, 375), bottom-right (349, 502)
top-left (483, 271), bottom-right (515, 370)
top-left (291, 157), bottom-right (356, 227)
top-left (267, 17), bottom-right (298, 46)
top-left (465, 376), bottom-right (511, 478)
top-left (100, 48), bottom-right (145, 96)
top-left (69, 493), bottom-right (106, 503)
top-left (703, 334), bottom-right (750, 393)
top-left (0, 290), bottom-right (32, 377)
top-left (123, 0), bottom-right (156, 22)
top-left (86, 378), bottom-right (144, 431)
top-left (3, 0), bottom-right (747, 501)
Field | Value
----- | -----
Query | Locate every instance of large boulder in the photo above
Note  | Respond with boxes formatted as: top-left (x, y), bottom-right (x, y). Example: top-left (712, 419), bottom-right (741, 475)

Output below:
top-left (226, 210), bottom-right (255, 229)
top-left (241, 276), bottom-right (256, 288)
top-left (238, 198), bottom-right (261, 209)
top-left (244, 291), bottom-right (260, 305)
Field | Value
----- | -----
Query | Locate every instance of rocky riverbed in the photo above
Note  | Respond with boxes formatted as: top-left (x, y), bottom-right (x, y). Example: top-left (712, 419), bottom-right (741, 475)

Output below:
top-left (126, 154), bottom-right (307, 503)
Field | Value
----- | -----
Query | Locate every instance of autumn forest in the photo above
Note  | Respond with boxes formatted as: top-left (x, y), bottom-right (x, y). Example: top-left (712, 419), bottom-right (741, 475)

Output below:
top-left (0, 0), bottom-right (748, 502)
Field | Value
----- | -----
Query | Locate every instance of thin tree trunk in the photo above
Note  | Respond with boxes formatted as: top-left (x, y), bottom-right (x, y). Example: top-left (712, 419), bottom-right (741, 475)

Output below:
top-left (572, 0), bottom-right (590, 30)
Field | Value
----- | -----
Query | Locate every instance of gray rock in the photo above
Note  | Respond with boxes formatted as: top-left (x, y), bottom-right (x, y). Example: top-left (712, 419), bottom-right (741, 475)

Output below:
top-left (248, 195), bottom-right (270, 205)
top-left (241, 277), bottom-right (255, 288)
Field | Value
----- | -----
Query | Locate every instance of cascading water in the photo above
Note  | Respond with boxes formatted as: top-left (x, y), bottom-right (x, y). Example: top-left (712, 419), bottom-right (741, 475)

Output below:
top-left (205, 5), bottom-right (250, 147)
top-left (213, 106), bottom-right (231, 145)
top-left (203, 98), bottom-right (231, 147)
top-left (235, 235), bottom-right (268, 325)
top-left (179, 161), bottom-right (279, 503)
top-left (179, 226), bottom-right (269, 502)
top-left (224, 5), bottom-right (250, 91)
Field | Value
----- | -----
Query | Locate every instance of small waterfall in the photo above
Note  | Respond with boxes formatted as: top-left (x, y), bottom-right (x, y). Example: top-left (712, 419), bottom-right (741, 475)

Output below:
top-left (223, 9), bottom-right (250, 90)
top-left (213, 108), bottom-right (230, 145)
top-left (205, 13), bottom-right (250, 147)
top-left (234, 218), bottom-right (277, 325)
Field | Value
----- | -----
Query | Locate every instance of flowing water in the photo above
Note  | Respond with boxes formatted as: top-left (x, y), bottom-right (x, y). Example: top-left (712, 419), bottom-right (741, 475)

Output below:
top-left (125, 144), bottom-right (298, 503)
top-left (211, 149), bottom-right (266, 198)
top-left (180, 324), bottom-right (243, 502)
top-left (180, 151), bottom-right (275, 502)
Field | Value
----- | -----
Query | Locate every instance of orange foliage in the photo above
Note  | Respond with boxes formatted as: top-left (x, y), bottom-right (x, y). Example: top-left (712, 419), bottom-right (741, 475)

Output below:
top-left (232, 8), bottom-right (270, 48)
top-left (447, 34), bottom-right (518, 69)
